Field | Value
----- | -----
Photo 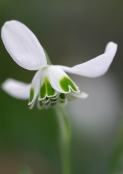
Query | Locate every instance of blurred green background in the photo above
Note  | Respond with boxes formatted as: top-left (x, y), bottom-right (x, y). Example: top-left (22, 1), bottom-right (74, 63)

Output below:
top-left (0, 0), bottom-right (123, 173)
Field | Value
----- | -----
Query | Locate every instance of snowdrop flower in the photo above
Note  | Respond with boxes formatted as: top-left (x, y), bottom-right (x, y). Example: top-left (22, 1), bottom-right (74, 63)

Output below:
top-left (1, 20), bottom-right (117, 109)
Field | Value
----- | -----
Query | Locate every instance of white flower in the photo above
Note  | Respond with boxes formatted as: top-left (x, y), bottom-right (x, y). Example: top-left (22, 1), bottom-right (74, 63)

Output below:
top-left (1, 20), bottom-right (117, 109)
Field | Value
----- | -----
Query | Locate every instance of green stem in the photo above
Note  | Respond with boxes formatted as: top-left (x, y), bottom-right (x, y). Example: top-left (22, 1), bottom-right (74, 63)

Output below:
top-left (44, 48), bottom-right (72, 174)
top-left (43, 47), bottom-right (52, 65)
top-left (55, 107), bottom-right (72, 174)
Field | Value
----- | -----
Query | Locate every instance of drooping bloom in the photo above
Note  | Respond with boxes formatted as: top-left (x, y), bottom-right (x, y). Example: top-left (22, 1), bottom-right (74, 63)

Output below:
top-left (1, 20), bottom-right (117, 109)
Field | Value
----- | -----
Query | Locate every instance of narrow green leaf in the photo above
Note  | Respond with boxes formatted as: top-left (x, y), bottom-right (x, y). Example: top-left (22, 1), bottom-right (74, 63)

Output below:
top-left (109, 119), bottom-right (123, 174)
top-left (18, 166), bottom-right (33, 174)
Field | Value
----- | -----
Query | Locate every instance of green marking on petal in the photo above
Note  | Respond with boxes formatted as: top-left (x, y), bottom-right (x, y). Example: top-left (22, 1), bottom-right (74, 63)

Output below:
top-left (29, 87), bottom-right (34, 102)
top-left (40, 80), bottom-right (46, 98)
top-left (47, 78), bottom-right (55, 96)
top-left (60, 93), bottom-right (66, 100)
top-left (60, 76), bottom-right (78, 92)
top-left (40, 77), bottom-right (55, 99)
top-left (46, 97), bottom-right (49, 101)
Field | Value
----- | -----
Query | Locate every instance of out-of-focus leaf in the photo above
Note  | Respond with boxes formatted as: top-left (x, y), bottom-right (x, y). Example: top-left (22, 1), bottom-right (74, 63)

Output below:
top-left (18, 166), bottom-right (33, 174)
top-left (109, 119), bottom-right (123, 174)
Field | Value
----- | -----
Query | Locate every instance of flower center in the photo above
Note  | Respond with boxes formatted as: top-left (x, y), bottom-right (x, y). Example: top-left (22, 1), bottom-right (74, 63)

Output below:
top-left (29, 65), bottom-right (80, 109)
top-left (38, 93), bottom-right (67, 109)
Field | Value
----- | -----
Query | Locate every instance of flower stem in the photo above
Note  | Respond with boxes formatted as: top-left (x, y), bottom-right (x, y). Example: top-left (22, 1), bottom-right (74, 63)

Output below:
top-left (44, 48), bottom-right (72, 174)
top-left (55, 107), bottom-right (72, 174)
top-left (43, 47), bottom-right (52, 65)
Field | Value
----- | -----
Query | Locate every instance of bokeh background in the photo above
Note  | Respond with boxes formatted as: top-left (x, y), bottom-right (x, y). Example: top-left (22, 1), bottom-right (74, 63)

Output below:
top-left (0, 0), bottom-right (123, 174)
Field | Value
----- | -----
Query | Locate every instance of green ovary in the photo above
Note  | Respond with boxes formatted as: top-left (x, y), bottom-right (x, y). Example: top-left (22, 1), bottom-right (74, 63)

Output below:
top-left (40, 77), bottom-right (55, 99)
top-left (60, 76), bottom-right (78, 92)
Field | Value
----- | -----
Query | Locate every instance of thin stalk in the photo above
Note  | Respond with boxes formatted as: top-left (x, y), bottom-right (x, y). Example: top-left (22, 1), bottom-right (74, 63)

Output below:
top-left (55, 107), bottom-right (72, 174)
top-left (43, 47), bottom-right (52, 65)
top-left (44, 48), bottom-right (72, 174)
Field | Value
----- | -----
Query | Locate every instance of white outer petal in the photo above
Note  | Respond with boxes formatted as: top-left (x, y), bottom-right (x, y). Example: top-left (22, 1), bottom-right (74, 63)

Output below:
top-left (2, 78), bottom-right (30, 99)
top-left (57, 42), bottom-right (117, 78)
top-left (28, 69), bottom-right (42, 105)
top-left (1, 20), bottom-right (47, 70)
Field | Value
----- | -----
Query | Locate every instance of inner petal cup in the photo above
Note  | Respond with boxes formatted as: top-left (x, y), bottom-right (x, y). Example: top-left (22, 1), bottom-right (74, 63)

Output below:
top-left (29, 66), bottom-right (84, 109)
top-left (38, 67), bottom-right (58, 101)
top-left (48, 66), bottom-right (80, 93)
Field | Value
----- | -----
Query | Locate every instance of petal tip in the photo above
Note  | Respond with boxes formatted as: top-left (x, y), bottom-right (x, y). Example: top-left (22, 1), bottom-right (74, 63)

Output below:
top-left (1, 78), bottom-right (11, 91)
top-left (83, 92), bottom-right (89, 99)
top-left (1, 78), bottom-right (30, 100)
top-left (1, 20), bottom-right (17, 33)
top-left (2, 20), bottom-right (20, 26)
top-left (59, 41), bottom-right (118, 78)
top-left (106, 41), bottom-right (118, 51)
